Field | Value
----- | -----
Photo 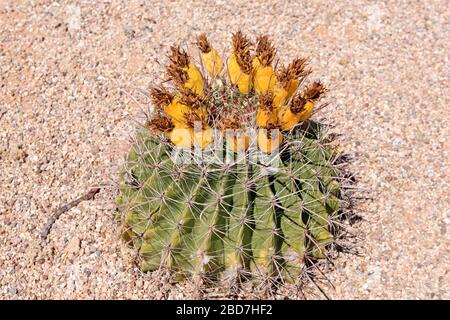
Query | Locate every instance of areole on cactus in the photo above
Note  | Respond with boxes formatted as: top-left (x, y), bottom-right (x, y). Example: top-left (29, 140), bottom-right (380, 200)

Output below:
top-left (116, 31), bottom-right (343, 289)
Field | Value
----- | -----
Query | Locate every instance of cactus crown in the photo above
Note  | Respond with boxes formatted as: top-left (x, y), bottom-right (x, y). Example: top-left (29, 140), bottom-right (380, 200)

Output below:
top-left (116, 31), bottom-right (347, 295)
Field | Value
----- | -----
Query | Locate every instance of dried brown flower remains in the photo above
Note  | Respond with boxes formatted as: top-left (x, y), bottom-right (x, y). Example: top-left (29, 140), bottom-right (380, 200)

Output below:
top-left (258, 92), bottom-right (275, 111)
top-left (166, 46), bottom-right (190, 86)
top-left (150, 86), bottom-right (174, 109)
top-left (303, 81), bottom-right (326, 100)
top-left (147, 114), bottom-right (174, 133)
top-left (232, 31), bottom-right (253, 74)
top-left (255, 35), bottom-right (275, 67)
top-left (278, 57), bottom-right (311, 88)
top-left (196, 34), bottom-right (211, 53)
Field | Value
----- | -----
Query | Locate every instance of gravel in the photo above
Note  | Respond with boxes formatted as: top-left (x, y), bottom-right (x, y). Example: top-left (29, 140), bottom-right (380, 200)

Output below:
top-left (0, 0), bottom-right (448, 299)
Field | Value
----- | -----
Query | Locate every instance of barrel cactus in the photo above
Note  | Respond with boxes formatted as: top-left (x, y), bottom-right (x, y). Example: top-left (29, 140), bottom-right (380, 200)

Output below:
top-left (116, 32), bottom-right (343, 289)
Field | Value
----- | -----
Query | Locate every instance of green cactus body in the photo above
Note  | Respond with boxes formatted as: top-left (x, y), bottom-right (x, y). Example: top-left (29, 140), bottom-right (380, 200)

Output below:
top-left (116, 123), bottom-right (340, 285)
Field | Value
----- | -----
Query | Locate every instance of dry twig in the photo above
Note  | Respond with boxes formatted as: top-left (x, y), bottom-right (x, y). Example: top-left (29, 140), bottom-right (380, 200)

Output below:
top-left (40, 187), bottom-right (101, 240)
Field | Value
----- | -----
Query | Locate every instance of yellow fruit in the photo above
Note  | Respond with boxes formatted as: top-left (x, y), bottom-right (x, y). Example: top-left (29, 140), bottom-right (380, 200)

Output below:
top-left (228, 53), bottom-right (253, 94)
top-left (256, 108), bottom-right (278, 127)
top-left (254, 66), bottom-right (276, 94)
top-left (273, 86), bottom-right (288, 108)
top-left (252, 56), bottom-right (261, 69)
top-left (164, 99), bottom-right (190, 123)
top-left (285, 79), bottom-right (299, 99)
top-left (253, 57), bottom-right (276, 94)
top-left (279, 106), bottom-right (301, 131)
top-left (298, 100), bottom-right (315, 122)
top-left (183, 63), bottom-right (204, 96)
top-left (257, 128), bottom-right (283, 153)
top-left (225, 131), bottom-right (250, 152)
top-left (168, 126), bottom-right (194, 149)
top-left (279, 100), bottom-right (315, 131)
top-left (193, 126), bottom-right (214, 149)
top-left (201, 49), bottom-right (223, 77)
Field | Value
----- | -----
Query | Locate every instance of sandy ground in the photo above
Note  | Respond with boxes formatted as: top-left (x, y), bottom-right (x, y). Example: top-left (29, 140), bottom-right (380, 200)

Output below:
top-left (0, 0), bottom-right (449, 299)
